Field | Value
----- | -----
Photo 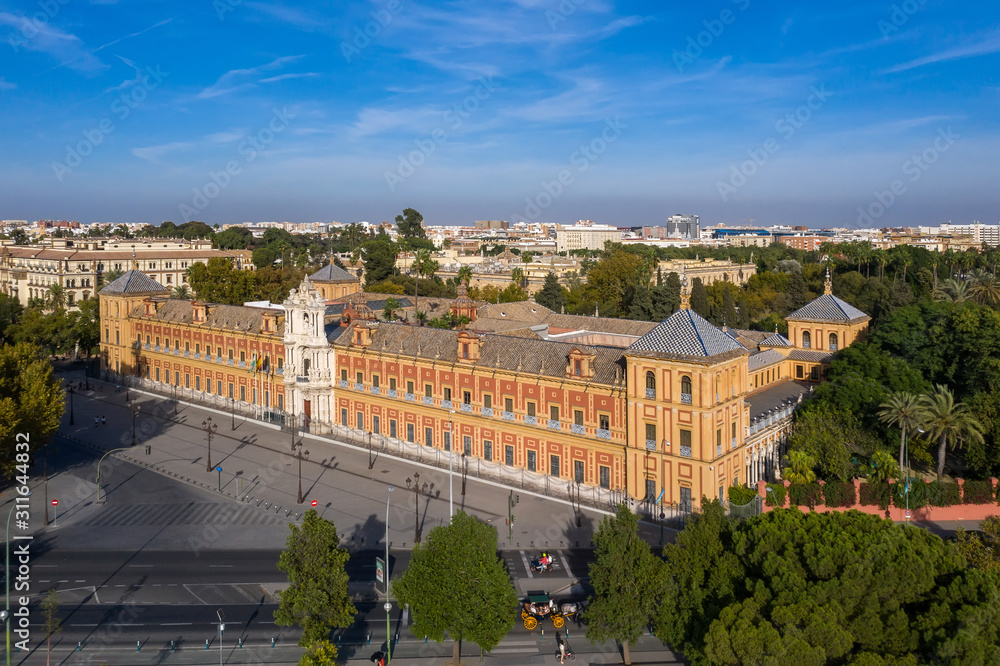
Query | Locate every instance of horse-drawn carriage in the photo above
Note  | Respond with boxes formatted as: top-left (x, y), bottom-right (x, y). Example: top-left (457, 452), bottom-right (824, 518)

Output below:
top-left (520, 593), bottom-right (581, 630)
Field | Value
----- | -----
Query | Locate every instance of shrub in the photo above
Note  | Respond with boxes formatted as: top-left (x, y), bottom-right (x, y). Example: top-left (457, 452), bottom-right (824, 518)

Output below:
top-left (859, 482), bottom-right (891, 510)
top-left (764, 484), bottom-right (786, 508)
top-left (928, 481), bottom-right (961, 507)
top-left (963, 480), bottom-right (995, 505)
top-left (728, 485), bottom-right (758, 506)
top-left (892, 479), bottom-right (928, 509)
top-left (823, 482), bottom-right (857, 508)
top-left (788, 483), bottom-right (823, 508)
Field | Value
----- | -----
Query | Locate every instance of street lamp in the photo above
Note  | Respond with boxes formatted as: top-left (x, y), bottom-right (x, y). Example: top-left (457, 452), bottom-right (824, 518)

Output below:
top-left (230, 396), bottom-right (235, 431)
top-left (216, 609), bottom-right (225, 666)
top-left (172, 382), bottom-right (177, 415)
top-left (131, 402), bottom-right (141, 447)
top-left (405, 474), bottom-right (428, 543)
top-left (203, 417), bottom-right (217, 472)
top-left (368, 431), bottom-right (378, 470)
top-left (384, 486), bottom-right (394, 663)
top-left (68, 385), bottom-right (74, 425)
top-left (5, 491), bottom-right (30, 666)
top-left (448, 410), bottom-right (454, 522)
top-left (292, 437), bottom-right (309, 505)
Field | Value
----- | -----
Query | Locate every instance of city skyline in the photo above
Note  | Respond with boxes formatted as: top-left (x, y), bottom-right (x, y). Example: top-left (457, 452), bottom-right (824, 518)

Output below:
top-left (0, 1), bottom-right (997, 227)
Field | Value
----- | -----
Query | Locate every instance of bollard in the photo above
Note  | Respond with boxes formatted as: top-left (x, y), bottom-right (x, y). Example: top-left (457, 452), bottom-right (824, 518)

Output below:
top-left (77, 641), bottom-right (82, 652)
top-left (137, 640), bottom-right (141, 652)
top-left (367, 633), bottom-right (371, 646)
top-left (425, 635), bottom-right (428, 643)
top-left (171, 640), bottom-right (174, 651)
top-left (271, 637), bottom-right (275, 648)
top-left (239, 637), bottom-right (243, 648)
top-left (206, 639), bottom-right (210, 649)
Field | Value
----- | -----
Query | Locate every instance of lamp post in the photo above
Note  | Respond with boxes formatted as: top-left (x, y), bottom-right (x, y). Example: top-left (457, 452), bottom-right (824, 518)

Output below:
top-left (368, 431), bottom-right (377, 471)
top-left (448, 411), bottom-right (455, 521)
top-left (202, 417), bottom-right (217, 472)
top-left (461, 452), bottom-right (467, 497)
top-left (68, 385), bottom-right (74, 425)
top-left (231, 396), bottom-right (235, 431)
top-left (405, 474), bottom-right (427, 543)
top-left (172, 383), bottom-right (177, 415)
top-left (659, 438), bottom-right (668, 544)
top-left (6, 492), bottom-right (30, 666)
top-left (384, 486), bottom-right (394, 663)
top-left (292, 436), bottom-right (309, 505)
top-left (43, 449), bottom-right (49, 526)
top-left (131, 402), bottom-right (141, 447)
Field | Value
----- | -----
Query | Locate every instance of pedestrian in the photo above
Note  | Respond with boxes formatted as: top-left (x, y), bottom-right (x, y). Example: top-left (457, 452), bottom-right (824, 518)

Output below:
top-left (558, 635), bottom-right (567, 664)
top-left (94, 417), bottom-right (99, 427)
top-left (101, 416), bottom-right (106, 426)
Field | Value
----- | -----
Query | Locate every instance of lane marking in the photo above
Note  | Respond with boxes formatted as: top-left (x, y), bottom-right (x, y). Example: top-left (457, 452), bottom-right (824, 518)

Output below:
top-left (519, 551), bottom-right (533, 579)
top-left (128, 565), bottom-right (153, 568)
top-left (557, 551), bottom-right (574, 579)
top-left (160, 622), bottom-right (192, 626)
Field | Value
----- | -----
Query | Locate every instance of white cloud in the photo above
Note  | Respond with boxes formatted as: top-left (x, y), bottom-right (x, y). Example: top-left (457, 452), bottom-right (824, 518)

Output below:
top-left (197, 55), bottom-right (303, 100)
top-left (131, 141), bottom-right (194, 163)
top-left (0, 78), bottom-right (15, 91)
top-left (0, 12), bottom-right (104, 72)
top-left (259, 72), bottom-right (318, 84)
top-left (885, 30), bottom-right (1000, 73)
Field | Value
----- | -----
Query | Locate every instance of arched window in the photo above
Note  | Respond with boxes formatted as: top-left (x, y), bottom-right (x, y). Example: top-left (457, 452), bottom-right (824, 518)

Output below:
top-left (645, 371), bottom-right (656, 397)
top-left (829, 332), bottom-right (839, 351)
top-left (680, 376), bottom-right (692, 404)
top-left (802, 331), bottom-right (811, 349)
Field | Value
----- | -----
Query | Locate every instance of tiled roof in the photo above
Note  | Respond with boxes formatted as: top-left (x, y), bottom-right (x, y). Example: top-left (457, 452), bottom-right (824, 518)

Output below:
top-left (788, 349), bottom-right (835, 363)
top-left (309, 263), bottom-right (360, 283)
top-left (133, 298), bottom-right (284, 335)
top-left (476, 301), bottom-right (552, 323)
top-left (748, 381), bottom-right (812, 420)
top-left (331, 322), bottom-right (625, 386)
top-left (761, 332), bottom-right (792, 347)
top-left (787, 294), bottom-right (869, 322)
top-left (99, 270), bottom-right (169, 295)
top-left (748, 348), bottom-right (786, 371)
top-left (627, 309), bottom-right (747, 360)
top-left (545, 314), bottom-right (656, 337)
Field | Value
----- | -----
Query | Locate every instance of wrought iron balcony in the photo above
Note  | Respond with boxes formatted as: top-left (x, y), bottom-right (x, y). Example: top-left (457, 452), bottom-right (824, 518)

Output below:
top-left (404, 392), bottom-right (415, 402)
top-left (646, 439), bottom-right (657, 450)
top-left (547, 419), bottom-right (560, 430)
top-left (680, 446), bottom-right (692, 458)
top-left (339, 379), bottom-right (348, 388)
top-left (422, 396), bottom-right (433, 406)
top-left (441, 400), bottom-right (452, 409)
top-left (387, 389), bottom-right (398, 398)
top-left (680, 393), bottom-right (692, 404)
top-left (502, 411), bottom-right (514, 421)
top-left (460, 403), bottom-right (472, 413)
top-left (525, 415), bottom-right (537, 426)
top-left (481, 407), bottom-right (493, 417)
top-left (645, 388), bottom-right (656, 399)
top-left (597, 429), bottom-right (611, 440)
top-left (573, 424), bottom-right (586, 435)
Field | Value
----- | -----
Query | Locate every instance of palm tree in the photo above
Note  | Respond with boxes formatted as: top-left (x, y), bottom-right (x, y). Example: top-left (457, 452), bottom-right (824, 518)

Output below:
top-left (46, 284), bottom-right (66, 311)
top-left (100, 268), bottom-right (124, 287)
top-left (932, 278), bottom-right (971, 303)
top-left (411, 248), bottom-right (430, 324)
top-left (383, 297), bottom-right (400, 321)
top-left (920, 385), bottom-right (985, 480)
top-left (171, 285), bottom-right (192, 300)
top-left (511, 267), bottom-right (526, 290)
top-left (878, 392), bottom-right (926, 473)
top-left (456, 265), bottom-right (473, 287)
top-left (968, 270), bottom-right (1000, 306)
top-left (867, 449), bottom-right (901, 484)
top-left (782, 450), bottom-right (816, 484)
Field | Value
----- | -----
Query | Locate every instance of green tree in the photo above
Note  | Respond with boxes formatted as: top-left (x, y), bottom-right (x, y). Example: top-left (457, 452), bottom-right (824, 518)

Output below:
top-left (456, 265), bottom-right (473, 286)
top-left (689, 278), bottom-right (710, 318)
top-left (786, 271), bottom-right (809, 311)
top-left (42, 587), bottom-right (60, 666)
top-left (586, 504), bottom-right (661, 665)
top-left (298, 640), bottom-right (339, 665)
top-left (510, 267), bottom-right (526, 290)
top-left (382, 297), bottom-right (401, 321)
top-left (0, 293), bottom-right (23, 344)
top-left (498, 283), bottom-right (528, 303)
top-left (69, 299), bottom-right (101, 357)
top-left (584, 250), bottom-right (650, 317)
top-left (46, 284), bottom-right (66, 312)
top-left (879, 392), bottom-right (926, 473)
top-left (395, 208), bottom-right (426, 238)
top-left (171, 285), bottom-right (191, 299)
top-left (920, 384), bottom-right (985, 480)
top-left (535, 272), bottom-right (566, 312)
top-left (954, 515), bottom-right (1000, 573)
top-left (274, 510), bottom-right (355, 646)
top-left (783, 449), bottom-right (817, 484)
top-left (393, 511), bottom-right (516, 664)
top-left (252, 245), bottom-right (278, 269)
top-left (361, 239), bottom-right (399, 286)
top-left (720, 287), bottom-right (739, 327)
top-left (213, 226), bottom-right (254, 250)
top-left (867, 449), bottom-right (901, 484)
top-left (410, 249), bottom-right (431, 323)
top-left (0, 343), bottom-right (64, 479)
top-left (787, 406), bottom-right (878, 481)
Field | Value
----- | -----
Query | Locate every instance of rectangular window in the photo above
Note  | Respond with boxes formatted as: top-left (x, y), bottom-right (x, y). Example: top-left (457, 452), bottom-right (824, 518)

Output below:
top-left (796, 365), bottom-right (804, 379)
top-left (527, 402), bottom-right (536, 417)
top-left (195, 343), bottom-right (200, 354)
top-left (505, 397), bottom-right (514, 412)
top-left (574, 359), bottom-right (581, 375)
top-left (240, 385), bottom-right (246, 401)
top-left (356, 412), bottom-right (364, 430)
top-left (425, 384), bottom-right (433, 398)
top-left (464, 436), bottom-right (472, 456)
top-left (357, 371), bottom-right (364, 384)
top-left (217, 380), bottom-right (222, 395)
top-left (599, 465), bottom-right (610, 488)
top-left (264, 391), bottom-right (269, 407)
top-left (574, 410), bottom-right (584, 426)
top-left (550, 455), bottom-right (560, 477)
top-left (645, 423), bottom-right (656, 442)
top-left (341, 368), bottom-right (348, 381)
top-left (444, 432), bottom-right (451, 451)
top-left (185, 342), bottom-right (190, 352)
top-left (228, 383), bottom-right (234, 399)
top-left (462, 343), bottom-right (469, 359)
top-left (444, 387), bottom-right (452, 402)
top-left (574, 460), bottom-right (584, 483)
top-left (483, 440), bottom-right (493, 461)
top-left (463, 391), bottom-right (471, 405)
top-left (390, 420), bottom-right (397, 438)
top-left (527, 451), bottom-right (537, 472)
top-left (373, 375), bottom-right (380, 389)
top-left (175, 371), bottom-right (179, 385)
top-left (278, 394), bottom-right (283, 410)
top-left (484, 394), bottom-right (492, 409)
top-left (155, 367), bottom-right (160, 382)
top-left (228, 349), bottom-right (234, 361)
top-left (732, 422), bottom-right (737, 446)
top-left (373, 415), bottom-right (380, 435)
top-left (680, 429), bottom-right (692, 447)
top-left (240, 351), bottom-right (246, 363)
top-left (646, 479), bottom-right (657, 502)
top-left (185, 374), bottom-right (190, 389)
top-left (550, 405), bottom-right (559, 421)
top-left (717, 429), bottom-right (722, 449)
top-left (341, 408), bottom-right (348, 425)
top-left (407, 380), bottom-right (414, 394)
top-left (505, 445), bottom-right (514, 466)
top-left (407, 423), bottom-right (415, 443)
top-left (600, 414), bottom-right (610, 430)
top-left (425, 427), bottom-right (433, 447)
top-left (217, 346), bottom-right (222, 357)
top-left (389, 377), bottom-right (396, 391)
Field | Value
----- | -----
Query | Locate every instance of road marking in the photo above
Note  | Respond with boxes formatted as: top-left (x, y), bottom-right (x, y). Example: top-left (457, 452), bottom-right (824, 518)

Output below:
top-left (183, 584), bottom-right (209, 605)
top-left (557, 551), bottom-right (574, 579)
top-left (208, 564), bottom-right (233, 568)
top-left (519, 551), bottom-right (533, 579)
top-left (69, 624), bottom-right (100, 627)
top-left (35, 565), bottom-right (57, 568)
top-left (74, 579), bottom-right (86, 583)
top-left (160, 623), bottom-right (192, 626)
top-left (58, 579), bottom-right (68, 583)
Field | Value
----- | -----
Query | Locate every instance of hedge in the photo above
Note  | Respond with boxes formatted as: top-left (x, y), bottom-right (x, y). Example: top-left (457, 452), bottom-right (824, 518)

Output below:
top-left (789, 483), bottom-right (823, 508)
top-left (859, 482), bottom-right (891, 510)
top-left (728, 484), bottom-right (758, 506)
top-left (963, 480), bottom-right (994, 505)
top-left (892, 480), bottom-right (929, 509)
top-left (764, 484), bottom-right (786, 508)
top-left (928, 481), bottom-right (961, 507)
top-left (823, 482), bottom-right (857, 508)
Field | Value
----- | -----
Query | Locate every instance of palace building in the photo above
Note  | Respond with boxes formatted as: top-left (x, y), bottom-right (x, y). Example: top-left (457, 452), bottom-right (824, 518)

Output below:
top-left (99, 265), bottom-right (869, 510)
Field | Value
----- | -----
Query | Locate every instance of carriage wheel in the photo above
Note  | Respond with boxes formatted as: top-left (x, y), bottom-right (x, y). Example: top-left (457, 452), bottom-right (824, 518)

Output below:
top-left (552, 615), bottom-right (565, 628)
top-left (521, 609), bottom-right (529, 621)
top-left (524, 616), bottom-right (538, 630)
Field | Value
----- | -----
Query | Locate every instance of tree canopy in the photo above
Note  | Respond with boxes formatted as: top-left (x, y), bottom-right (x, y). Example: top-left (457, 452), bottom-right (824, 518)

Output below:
top-left (274, 509), bottom-right (356, 647)
top-left (395, 208), bottom-right (426, 239)
top-left (657, 504), bottom-right (1000, 665)
top-left (393, 511), bottom-right (516, 663)
top-left (0, 343), bottom-right (64, 479)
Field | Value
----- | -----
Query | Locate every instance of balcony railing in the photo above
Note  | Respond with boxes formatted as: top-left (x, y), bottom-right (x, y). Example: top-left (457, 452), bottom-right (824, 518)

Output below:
top-left (646, 439), bottom-right (656, 450)
top-left (227, 359), bottom-right (234, 365)
top-left (481, 407), bottom-right (493, 417)
top-left (184, 351), bottom-right (190, 357)
top-left (370, 386), bottom-right (380, 395)
top-left (645, 388), bottom-right (655, 399)
top-left (572, 424), bottom-right (585, 435)
top-left (193, 352), bottom-right (200, 359)
top-left (296, 376), bottom-right (308, 383)
top-left (387, 389), bottom-right (398, 398)
top-left (732, 437), bottom-right (737, 449)
top-left (597, 428), bottom-right (611, 440)
top-left (355, 382), bottom-right (364, 391)
top-left (422, 396), bottom-right (433, 406)
top-left (339, 379), bottom-right (348, 388)
top-left (680, 393), bottom-right (692, 404)
top-left (144, 344), bottom-right (150, 350)
top-left (547, 419), bottom-right (560, 430)
top-left (153, 345), bottom-right (161, 352)
top-left (525, 415), bottom-right (537, 426)
top-left (460, 403), bottom-right (472, 413)
top-left (717, 444), bottom-right (722, 456)
top-left (239, 361), bottom-right (246, 368)
top-left (502, 411), bottom-right (514, 421)
top-left (405, 392), bottom-right (415, 402)
top-left (441, 400), bottom-right (453, 410)
top-left (680, 446), bottom-right (692, 458)
top-left (276, 367), bottom-right (284, 375)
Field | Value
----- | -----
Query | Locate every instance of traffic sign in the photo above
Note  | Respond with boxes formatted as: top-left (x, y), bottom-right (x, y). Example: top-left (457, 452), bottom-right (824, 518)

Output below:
top-left (51, 500), bottom-right (58, 506)
top-left (375, 557), bottom-right (385, 585)
top-left (311, 500), bottom-right (318, 507)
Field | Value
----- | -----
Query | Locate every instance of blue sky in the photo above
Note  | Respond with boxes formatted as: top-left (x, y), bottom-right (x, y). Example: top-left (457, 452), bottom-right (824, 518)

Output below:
top-left (0, 0), bottom-right (997, 228)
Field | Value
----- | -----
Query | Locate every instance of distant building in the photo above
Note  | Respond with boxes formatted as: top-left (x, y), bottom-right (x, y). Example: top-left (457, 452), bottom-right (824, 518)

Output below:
top-left (555, 223), bottom-right (621, 252)
top-left (475, 220), bottom-right (509, 230)
top-left (644, 214), bottom-right (701, 242)
top-left (781, 236), bottom-right (827, 252)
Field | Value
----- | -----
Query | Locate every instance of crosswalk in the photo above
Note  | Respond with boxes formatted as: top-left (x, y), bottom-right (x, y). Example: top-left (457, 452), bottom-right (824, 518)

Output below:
top-left (77, 502), bottom-right (289, 527)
